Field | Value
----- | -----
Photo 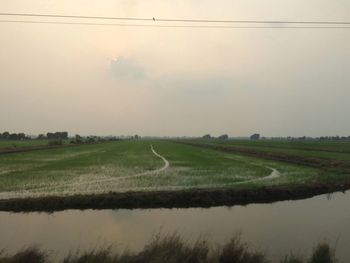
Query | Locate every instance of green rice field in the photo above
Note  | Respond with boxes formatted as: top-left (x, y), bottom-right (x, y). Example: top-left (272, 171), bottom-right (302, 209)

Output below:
top-left (193, 139), bottom-right (350, 160)
top-left (0, 139), bottom-right (347, 199)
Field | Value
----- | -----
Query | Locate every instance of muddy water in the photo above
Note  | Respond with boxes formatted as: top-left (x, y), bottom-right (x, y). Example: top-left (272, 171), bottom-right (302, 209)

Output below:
top-left (0, 191), bottom-right (349, 262)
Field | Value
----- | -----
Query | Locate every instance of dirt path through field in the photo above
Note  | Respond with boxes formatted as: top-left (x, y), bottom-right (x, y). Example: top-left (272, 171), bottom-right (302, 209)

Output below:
top-left (263, 168), bottom-right (280, 181)
top-left (150, 144), bottom-right (170, 172)
top-left (237, 167), bottom-right (280, 184)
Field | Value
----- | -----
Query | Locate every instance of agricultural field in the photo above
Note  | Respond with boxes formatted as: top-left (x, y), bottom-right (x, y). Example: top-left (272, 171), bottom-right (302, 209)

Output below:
top-left (0, 139), bottom-right (347, 200)
top-left (190, 139), bottom-right (350, 160)
top-left (0, 140), bottom-right (51, 150)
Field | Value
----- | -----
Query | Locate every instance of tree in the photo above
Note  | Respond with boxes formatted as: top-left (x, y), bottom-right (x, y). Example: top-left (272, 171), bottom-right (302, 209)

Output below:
top-left (75, 134), bottom-right (83, 144)
top-left (250, 133), bottom-right (260, 140)
top-left (17, 133), bottom-right (26, 140)
top-left (37, 134), bottom-right (46, 140)
top-left (47, 132), bottom-right (68, 140)
top-left (218, 134), bottom-right (229, 140)
top-left (202, 134), bottom-right (211, 139)
top-left (2, 132), bottom-right (10, 139)
top-left (57, 132), bottom-right (68, 140)
top-left (86, 136), bottom-right (96, 143)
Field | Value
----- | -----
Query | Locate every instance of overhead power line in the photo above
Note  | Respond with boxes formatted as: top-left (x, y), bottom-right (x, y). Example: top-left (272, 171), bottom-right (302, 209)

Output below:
top-left (0, 12), bottom-right (151, 22)
top-left (1, 12), bottom-right (350, 25)
top-left (1, 19), bottom-right (350, 29)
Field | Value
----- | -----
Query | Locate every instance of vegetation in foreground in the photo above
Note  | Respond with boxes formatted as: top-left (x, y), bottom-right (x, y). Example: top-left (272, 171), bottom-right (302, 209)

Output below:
top-left (0, 234), bottom-right (336, 263)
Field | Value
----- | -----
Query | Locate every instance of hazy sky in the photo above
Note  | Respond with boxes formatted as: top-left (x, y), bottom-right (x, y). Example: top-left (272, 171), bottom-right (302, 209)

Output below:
top-left (1, 1), bottom-right (350, 137)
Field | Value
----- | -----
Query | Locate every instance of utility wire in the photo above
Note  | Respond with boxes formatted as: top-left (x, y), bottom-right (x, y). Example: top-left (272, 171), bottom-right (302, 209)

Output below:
top-left (1, 12), bottom-right (350, 25)
top-left (1, 19), bottom-right (350, 29)
top-left (0, 12), bottom-right (151, 22)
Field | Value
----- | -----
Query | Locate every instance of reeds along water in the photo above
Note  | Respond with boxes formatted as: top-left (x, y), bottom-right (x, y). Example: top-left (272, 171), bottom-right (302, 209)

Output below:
top-left (0, 234), bottom-right (337, 263)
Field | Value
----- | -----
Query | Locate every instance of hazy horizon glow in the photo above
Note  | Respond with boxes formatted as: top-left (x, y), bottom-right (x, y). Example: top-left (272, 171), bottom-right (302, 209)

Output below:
top-left (1, 1), bottom-right (350, 137)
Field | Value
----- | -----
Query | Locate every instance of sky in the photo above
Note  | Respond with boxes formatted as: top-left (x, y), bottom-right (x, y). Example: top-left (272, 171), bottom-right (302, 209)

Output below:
top-left (1, 0), bottom-right (350, 137)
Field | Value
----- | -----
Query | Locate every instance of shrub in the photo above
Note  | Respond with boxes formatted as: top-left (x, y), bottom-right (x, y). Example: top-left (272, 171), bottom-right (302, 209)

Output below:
top-left (308, 243), bottom-right (336, 263)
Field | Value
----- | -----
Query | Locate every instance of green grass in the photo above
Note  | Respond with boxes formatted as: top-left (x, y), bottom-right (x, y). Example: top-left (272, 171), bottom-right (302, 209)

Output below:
top-left (195, 139), bottom-right (350, 161)
top-left (0, 141), bottom-right (162, 193)
top-left (214, 139), bottom-right (350, 152)
top-left (0, 140), bottom-right (337, 198)
top-left (134, 141), bottom-right (323, 190)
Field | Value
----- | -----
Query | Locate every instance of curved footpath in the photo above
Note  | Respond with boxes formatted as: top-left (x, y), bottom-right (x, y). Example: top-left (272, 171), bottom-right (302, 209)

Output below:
top-left (240, 167), bottom-right (280, 184)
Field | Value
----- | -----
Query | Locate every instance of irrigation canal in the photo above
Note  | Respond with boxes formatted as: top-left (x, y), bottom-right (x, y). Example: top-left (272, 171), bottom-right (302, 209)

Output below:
top-left (0, 191), bottom-right (349, 262)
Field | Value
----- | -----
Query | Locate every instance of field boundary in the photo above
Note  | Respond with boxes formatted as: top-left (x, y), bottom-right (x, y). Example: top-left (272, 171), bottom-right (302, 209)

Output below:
top-left (0, 141), bottom-right (112, 155)
top-left (0, 182), bottom-right (349, 212)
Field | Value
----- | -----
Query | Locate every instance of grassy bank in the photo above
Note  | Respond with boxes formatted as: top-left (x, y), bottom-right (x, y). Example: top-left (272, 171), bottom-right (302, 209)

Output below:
top-left (0, 234), bottom-right (337, 263)
top-left (0, 183), bottom-right (348, 212)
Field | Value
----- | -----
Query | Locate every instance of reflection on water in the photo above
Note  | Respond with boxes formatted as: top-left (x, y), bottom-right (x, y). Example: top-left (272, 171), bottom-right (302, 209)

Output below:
top-left (0, 191), bottom-right (350, 262)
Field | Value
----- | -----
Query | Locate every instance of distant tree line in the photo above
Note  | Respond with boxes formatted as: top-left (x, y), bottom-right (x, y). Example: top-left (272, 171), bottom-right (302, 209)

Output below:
top-left (3, 130), bottom-right (350, 142)
top-left (0, 131), bottom-right (124, 145)
top-left (201, 134), bottom-right (260, 140)
top-left (250, 133), bottom-right (260, 140)
top-left (261, 136), bottom-right (350, 141)
top-left (0, 132), bottom-right (29, 140)
top-left (0, 131), bottom-right (70, 140)
top-left (70, 135), bottom-right (119, 145)
top-left (199, 133), bottom-right (350, 141)
top-left (201, 134), bottom-right (229, 140)
top-left (46, 132), bottom-right (68, 140)
top-left (317, 136), bottom-right (350, 141)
